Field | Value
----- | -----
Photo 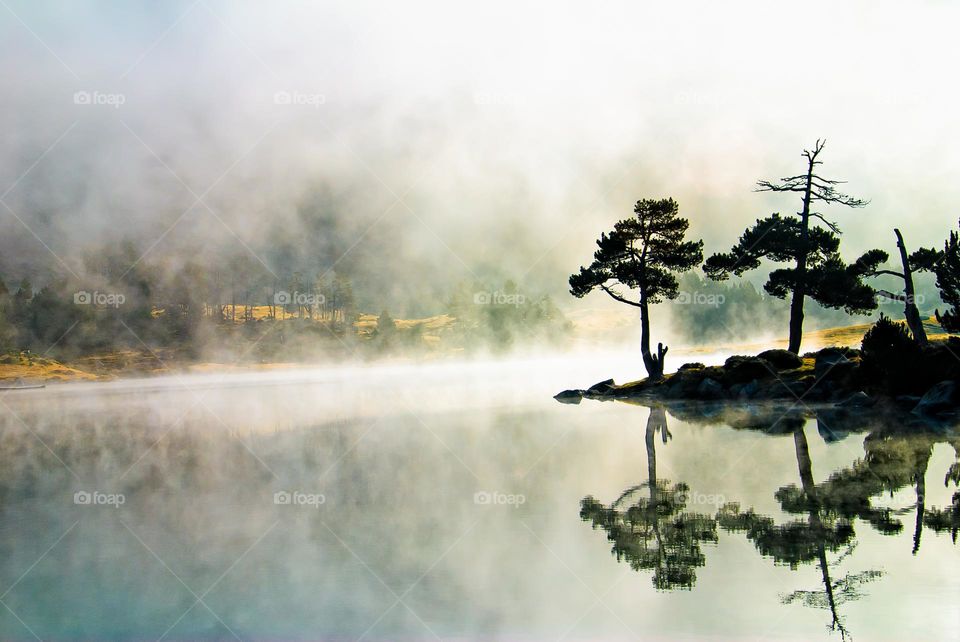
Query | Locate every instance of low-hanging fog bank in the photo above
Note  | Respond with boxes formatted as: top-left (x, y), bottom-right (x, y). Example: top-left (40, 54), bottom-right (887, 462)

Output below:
top-left (2, 0), bottom-right (959, 323)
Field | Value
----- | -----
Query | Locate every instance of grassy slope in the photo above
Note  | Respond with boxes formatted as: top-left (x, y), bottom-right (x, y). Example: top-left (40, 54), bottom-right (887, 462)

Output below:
top-left (0, 353), bottom-right (99, 383)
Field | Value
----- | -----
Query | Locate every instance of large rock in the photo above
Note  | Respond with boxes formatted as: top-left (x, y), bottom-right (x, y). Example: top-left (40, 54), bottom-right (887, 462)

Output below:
top-left (912, 381), bottom-right (960, 416)
top-left (677, 362), bottom-right (706, 372)
top-left (765, 379), bottom-right (809, 400)
top-left (758, 349), bottom-right (803, 371)
top-left (814, 348), bottom-right (856, 381)
top-left (667, 366), bottom-right (722, 398)
top-left (724, 355), bottom-right (773, 384)
top-left (739, 379), bottom-right (760, 399)
top-left (586, 379), bottom-right (615, 395)
top-left (696, 378), bottom-right (725, 400)
top-left (554, 389), bottom-right (583, 404)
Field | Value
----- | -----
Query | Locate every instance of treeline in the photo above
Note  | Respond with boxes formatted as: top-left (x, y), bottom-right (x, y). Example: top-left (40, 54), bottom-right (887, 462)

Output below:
top-left (0, 241), bottom-right (569, 361)
top-left (444, 280), bottom-right (571, 351)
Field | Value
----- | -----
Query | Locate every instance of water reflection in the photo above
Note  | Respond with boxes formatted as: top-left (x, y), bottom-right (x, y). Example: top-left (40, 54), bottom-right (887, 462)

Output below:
top-left (580, 407), bottom-right (718, 589)
top-left (1, 368), bottom-right (958, 640)
top-left (581, 404), bottom-right (960, 639)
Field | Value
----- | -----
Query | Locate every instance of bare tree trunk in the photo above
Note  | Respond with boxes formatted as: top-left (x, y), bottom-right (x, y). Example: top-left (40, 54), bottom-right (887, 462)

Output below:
top-left (640, 295), bottom-right (667, 380)
top-left (895, 228), bottom-right (929, 346)
top-left (788, 164), bottom-right (815, 355)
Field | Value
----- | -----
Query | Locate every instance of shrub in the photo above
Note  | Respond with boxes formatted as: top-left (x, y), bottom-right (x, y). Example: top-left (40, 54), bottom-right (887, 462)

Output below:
top-left (860, 314), bottom-right (920, 393)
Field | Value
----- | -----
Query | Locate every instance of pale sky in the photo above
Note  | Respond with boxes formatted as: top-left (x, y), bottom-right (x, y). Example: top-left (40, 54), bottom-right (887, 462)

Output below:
top-left (1, 0), bottom-right (958, 298)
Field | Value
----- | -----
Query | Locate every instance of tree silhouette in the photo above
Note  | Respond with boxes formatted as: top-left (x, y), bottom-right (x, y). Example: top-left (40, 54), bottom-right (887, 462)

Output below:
top-left (580, 407), bottom-right (718, 589)
top-left (704, 140), bottom-right (882, 354)
top-left (934, 221), bottom-right (960, 333)
top-left (864, 229), bottom-right (939, 345)
top-left (570, 199), bottom-right (703, 379)
top-left (718, 425), bottom-right (883, 640)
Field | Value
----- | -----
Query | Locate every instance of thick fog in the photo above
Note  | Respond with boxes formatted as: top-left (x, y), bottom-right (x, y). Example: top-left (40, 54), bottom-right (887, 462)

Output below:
top-left (3, 0), bottom-right (960, 312)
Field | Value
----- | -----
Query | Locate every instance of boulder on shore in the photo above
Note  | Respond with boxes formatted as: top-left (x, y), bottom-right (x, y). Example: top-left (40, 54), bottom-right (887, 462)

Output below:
top-left (696, 378), bottom-right (725, 400)
top-left (586, 379), bottom-right (616, 395)
top-left (724, 355), bottom-right (772, 384)
top-left (554, 389), bottom-right (584, 404)
top-left (912, 381), bottom-right (959, 417)
top-left (758, 349), bottom-right (803, 371)
top-left (814, 348), bottom-right (856, 381)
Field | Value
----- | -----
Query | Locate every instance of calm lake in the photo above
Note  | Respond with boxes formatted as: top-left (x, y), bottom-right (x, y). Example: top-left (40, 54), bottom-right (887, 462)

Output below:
top-left (0, 354), bottom-right (958, 641)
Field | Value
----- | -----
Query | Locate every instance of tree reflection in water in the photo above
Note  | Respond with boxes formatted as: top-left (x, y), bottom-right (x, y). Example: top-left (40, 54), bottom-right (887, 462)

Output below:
top-left (580, 404), bottom-right (960, 640)
top-left (719, 420), bottom-right (881, 641)
top-left (580, 407), bottom-right (718, 590)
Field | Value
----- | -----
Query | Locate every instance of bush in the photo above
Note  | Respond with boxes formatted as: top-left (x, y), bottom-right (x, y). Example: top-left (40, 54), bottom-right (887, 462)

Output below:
top-left (860, 314), bottom-right (920, 393)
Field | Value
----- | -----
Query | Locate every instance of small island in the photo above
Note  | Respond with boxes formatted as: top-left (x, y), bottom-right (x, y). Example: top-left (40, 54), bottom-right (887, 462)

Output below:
top-left (559, 141), bottom-right (960, 421)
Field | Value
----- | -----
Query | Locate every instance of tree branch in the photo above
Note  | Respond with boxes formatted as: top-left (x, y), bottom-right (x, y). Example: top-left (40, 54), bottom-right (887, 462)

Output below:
top-left (869, 269), bottom-right (906, 279)
top-left (600, 284), bottom-right (642, 308)
top-left (809, 212), bottom-right (840, 234)
top-left (876, 289), bottom-right (905, 302)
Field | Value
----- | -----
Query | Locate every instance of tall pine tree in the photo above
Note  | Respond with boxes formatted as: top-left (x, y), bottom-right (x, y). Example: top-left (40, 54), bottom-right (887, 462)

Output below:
top-left (570, 198), bottom-right (703, 380)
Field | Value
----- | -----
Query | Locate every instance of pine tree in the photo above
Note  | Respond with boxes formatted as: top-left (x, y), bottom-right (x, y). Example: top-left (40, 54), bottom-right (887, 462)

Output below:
top-left (569, 198), bottom-right (703, 379)
top-left (934, 222), bottom-right (960, 333)
top-left (704, 140), bottom-right (883, 354)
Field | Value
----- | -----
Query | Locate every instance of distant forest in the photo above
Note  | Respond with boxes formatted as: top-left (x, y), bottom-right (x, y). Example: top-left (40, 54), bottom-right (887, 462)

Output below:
top-left (0, 241), bottom-right (570, 362)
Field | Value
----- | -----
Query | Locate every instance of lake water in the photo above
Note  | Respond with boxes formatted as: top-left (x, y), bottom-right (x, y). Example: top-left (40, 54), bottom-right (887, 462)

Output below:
top-left (0, 354), bottom-right (958, 641)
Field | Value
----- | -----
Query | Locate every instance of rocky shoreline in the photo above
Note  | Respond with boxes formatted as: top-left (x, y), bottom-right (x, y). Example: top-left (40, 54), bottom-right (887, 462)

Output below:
top-left (556, 344), bottom-right (960, 422)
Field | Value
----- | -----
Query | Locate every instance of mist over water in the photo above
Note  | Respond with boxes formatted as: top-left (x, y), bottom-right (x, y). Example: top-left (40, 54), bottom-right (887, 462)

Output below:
top-left (1, 360), bottom-right (958, 641)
